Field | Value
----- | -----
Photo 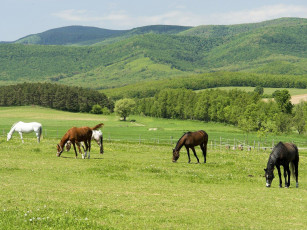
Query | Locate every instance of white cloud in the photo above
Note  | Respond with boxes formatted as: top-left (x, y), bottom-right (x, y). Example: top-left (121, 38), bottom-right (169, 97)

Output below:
top-left (210, 4), bottom-right (307, 25)
top-left (53, 4), bottom-right (307, 29)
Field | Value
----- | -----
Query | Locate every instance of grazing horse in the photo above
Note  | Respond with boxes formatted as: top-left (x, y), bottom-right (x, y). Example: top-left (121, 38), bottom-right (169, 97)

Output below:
top-left (264, 142), bottom-right (299, 188)
top-left (66, 130), bottom-right (104, 154)
top-left (57, 123), bottom-right (103, 159)
top-left (7, 121), bottom-right (42, 143)
top-left (172, 130), bottom-right (208, 163)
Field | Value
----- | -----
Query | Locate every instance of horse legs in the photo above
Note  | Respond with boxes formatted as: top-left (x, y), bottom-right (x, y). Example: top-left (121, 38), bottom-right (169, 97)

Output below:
top-left (295, 161), bottom-right (299, 188)
top-left (35, 131), bottom-right (40, 143)
top-left (191, 147), bottom-right (200, 164)
top-left (72, 142), bottom-right (79, 159)
top-left (185, 146), bottom-right (191, 163)
top-left (76, 142), bottom-right (83, 158)
top-left (100, 136), bottom-right (104, 154)
top-left (276, 165), bottom-right (282, 188)
top-left (283, 166), bottom-right (290, 188)
top-left (97, 138), bottom-right (104, 154)
top-left (83, 141), bottom-right (88, 159)
top-left (88, 140), bottom-right (91, 159)
top-left (18, 132), bottom-right (24, 143)
top-left (200, 143), bottom-right (207, 163)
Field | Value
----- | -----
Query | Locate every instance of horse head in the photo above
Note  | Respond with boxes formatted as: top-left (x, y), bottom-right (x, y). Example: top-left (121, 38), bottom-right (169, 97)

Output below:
top-left (172, 148), bottom-right (180, 163)
top-left (264, 168), bottom-right (275, 187)
top-left (57, 144), bottom-right (63, 157)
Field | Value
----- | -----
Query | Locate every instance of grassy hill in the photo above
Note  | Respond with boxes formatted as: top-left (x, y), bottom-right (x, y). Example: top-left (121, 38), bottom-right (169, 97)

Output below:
top-left (0, 18), bottom-right (307, 91)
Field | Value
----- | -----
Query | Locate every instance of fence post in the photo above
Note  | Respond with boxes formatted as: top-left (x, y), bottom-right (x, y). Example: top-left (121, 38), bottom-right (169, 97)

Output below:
top-left (258, 142), bottom-right (260, 151)
top-left (220, 137), bottom-right (222, 151)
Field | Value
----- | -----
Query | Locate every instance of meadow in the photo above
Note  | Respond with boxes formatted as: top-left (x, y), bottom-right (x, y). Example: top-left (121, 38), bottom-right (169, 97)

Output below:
top-left (0, 106), bottom-right (306, 229)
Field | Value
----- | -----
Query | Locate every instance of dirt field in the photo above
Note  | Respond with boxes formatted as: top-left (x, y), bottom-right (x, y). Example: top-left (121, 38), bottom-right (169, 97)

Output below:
top-left (291, 94), bottom-right (307, 104)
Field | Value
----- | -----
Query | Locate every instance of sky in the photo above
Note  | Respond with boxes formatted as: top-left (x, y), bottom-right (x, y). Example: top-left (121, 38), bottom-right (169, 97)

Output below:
top-left (1, 0), bottom-right (307, 41)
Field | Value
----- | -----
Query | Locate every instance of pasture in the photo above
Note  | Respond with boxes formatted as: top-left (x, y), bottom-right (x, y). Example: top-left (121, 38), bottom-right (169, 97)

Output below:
top-left (0, 106), bottom-right (306, 229)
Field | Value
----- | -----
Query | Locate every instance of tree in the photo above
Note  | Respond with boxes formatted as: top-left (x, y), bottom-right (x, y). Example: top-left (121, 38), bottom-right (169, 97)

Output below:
top-left (273, 89), bottom-right (293, 114)
top-left (114, 98), bottom-right (136, 121)
top-left (293, 102), bottom-right (305, 134)
top-left (90, 104), bottom-right (103, 114)
top-left (254, 86), bottom-right (264, 95)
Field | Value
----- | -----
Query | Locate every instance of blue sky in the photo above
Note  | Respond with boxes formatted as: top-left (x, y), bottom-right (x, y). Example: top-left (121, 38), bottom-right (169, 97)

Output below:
top-left (1, 0), bottom-right (307, 41)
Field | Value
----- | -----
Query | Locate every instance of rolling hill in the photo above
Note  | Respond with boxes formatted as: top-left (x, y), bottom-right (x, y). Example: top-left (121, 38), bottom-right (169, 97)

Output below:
top-left (0, 17), bottom-right (306, 92)
top-left (14, 25), bottom-right (191, 45)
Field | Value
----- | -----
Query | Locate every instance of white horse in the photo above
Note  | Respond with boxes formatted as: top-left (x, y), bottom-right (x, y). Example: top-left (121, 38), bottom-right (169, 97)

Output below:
top-left (7, 121), bottom-right (42, 143)
top-left (66, 130), bottom-right (103, 154)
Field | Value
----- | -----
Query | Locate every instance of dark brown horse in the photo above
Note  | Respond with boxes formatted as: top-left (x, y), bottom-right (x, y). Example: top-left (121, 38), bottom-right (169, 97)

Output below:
top-left (172, 130), bottom-right (208, 163)
top-left (264, 142), bottom-right (299, 188)
top-left (57, 123), bottom-right (103, 159)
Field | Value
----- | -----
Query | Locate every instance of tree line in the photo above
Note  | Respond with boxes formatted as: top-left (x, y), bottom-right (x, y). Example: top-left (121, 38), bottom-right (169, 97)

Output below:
top-left (0, 82), bottom-right (113, 113)
top-left (135, 88), bottom-right (306, 135)
top-left (104, 72), bottom-right (307, 100)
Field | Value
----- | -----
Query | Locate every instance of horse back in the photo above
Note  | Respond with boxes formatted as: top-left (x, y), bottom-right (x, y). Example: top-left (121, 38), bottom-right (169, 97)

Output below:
top-left (68, 127), bottom-right (92, 142)
top-left (274, 142), bottom-right (298, 163)
top-left (185, 130), bottom-right (208, 146)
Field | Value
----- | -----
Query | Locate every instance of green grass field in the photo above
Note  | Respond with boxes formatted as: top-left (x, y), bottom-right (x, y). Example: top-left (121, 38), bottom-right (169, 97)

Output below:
top-left (0, 107), bottom-right (306, 229)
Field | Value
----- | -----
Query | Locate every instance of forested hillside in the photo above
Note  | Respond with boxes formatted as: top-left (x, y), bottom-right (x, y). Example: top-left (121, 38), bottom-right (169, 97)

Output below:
top-left (14, 25), bottom-right (191, 45)
top-left (0, 18), bottom-right (306, 91)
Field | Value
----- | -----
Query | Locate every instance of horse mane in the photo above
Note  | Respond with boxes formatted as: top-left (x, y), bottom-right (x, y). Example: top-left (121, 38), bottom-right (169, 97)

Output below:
top-left (175, 132), bottom-right (189, 149)
top-left (270, 142), bottom-right (286, 161)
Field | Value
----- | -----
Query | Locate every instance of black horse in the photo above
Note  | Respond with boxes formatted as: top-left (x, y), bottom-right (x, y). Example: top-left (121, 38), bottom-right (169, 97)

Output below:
top-left (264, 142), bottom-right (299, 188)
top-left (172, 130), bottom-right (208, 163)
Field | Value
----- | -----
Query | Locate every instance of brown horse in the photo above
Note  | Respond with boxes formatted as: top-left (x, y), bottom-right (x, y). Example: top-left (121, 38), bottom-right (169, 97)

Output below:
top-left (172, 130), bottom-right (208, 163)
top-left (57, 123), bottom-right (103, 159)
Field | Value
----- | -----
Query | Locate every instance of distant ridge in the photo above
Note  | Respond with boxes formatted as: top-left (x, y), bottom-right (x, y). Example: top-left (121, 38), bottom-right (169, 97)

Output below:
top-left (14, 25), bottom-right (192, 45)
top-left (15, 26), bottom-right (127, 45)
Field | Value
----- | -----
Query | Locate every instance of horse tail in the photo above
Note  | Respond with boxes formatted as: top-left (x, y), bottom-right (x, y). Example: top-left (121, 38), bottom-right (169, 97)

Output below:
top-left (290, 144), bottom-right (299, 181)
top-left (92, 123), bottom-right (104, 130)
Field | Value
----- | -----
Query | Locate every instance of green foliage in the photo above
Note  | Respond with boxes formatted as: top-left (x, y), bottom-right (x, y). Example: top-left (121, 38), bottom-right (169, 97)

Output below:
top-left (1, 18), bottom-right (307, 91)
top-left (114, 98), bottom-right (136, 121)
top-left (273, 89), bottom-right (293, 113)
top-left (254, 86), bottom-right (264, 95)
top-left (90, 104), bottom-right (103, 114)
top-left (0, 82), bottom-right (113, 113)
top-left (103, 72), bottom-right (307, 100)
top-left (293, 102), bottom-right (306, 134)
